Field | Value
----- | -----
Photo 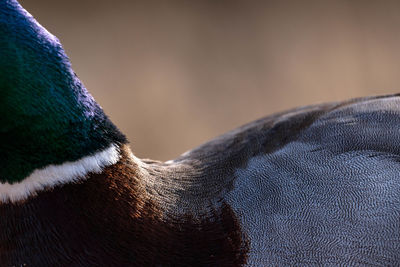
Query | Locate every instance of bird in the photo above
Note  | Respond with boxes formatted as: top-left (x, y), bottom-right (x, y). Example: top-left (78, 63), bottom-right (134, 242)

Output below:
top-left (1, 0), bottom-right (400, 266)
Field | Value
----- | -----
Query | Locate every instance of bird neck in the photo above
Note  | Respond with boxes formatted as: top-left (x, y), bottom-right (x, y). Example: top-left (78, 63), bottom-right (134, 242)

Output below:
top-left (0, 0), bottom-right (127, 184)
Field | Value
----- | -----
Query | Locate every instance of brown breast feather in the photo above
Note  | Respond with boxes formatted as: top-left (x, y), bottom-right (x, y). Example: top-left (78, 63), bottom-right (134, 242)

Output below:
top-left (0, 146), bottom-right (249, 266)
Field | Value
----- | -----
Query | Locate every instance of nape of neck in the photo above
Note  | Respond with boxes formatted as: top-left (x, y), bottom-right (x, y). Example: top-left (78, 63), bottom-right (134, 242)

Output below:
top-left (0, 144), bottom-right (122, 204)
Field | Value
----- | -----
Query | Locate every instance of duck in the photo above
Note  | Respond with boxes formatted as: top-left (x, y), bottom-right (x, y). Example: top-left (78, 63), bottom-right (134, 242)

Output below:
top-left (1, 0), bottom-right (400, 266)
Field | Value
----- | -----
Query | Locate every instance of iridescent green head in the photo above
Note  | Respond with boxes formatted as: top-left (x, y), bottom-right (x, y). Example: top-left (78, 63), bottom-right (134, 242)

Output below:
top-left (0, 0), bottom-right (127, 183)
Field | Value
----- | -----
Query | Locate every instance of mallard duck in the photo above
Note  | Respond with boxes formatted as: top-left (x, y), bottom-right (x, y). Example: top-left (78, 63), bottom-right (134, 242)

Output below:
top-left (1, 0), bottom-right (400, 266)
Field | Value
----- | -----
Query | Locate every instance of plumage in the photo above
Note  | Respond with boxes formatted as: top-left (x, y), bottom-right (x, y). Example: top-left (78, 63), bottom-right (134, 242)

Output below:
top-left (1, 0), bottom-right (400, 266)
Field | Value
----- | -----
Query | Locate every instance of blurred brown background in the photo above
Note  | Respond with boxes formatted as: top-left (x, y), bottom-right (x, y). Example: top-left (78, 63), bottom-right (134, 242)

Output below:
top-left (20, 0), bottom-right (400, 161)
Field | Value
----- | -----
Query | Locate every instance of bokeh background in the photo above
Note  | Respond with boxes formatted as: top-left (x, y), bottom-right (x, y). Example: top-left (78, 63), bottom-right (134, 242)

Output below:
top-left (20, 0), bottom-right (400, 161)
